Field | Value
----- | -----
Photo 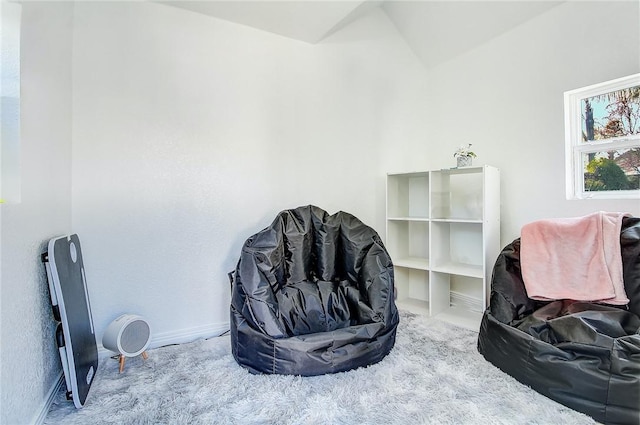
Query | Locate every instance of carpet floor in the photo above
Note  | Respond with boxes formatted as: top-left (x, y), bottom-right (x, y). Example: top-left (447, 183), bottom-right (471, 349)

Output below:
top-left (44, 311), bottom-right (596, 424)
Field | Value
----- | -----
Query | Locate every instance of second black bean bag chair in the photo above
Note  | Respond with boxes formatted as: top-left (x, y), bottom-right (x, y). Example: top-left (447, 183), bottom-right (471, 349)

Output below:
top-left (478, 216), bottom-right (640, 425)
top-left (230, 205), bottom-right (399, 376)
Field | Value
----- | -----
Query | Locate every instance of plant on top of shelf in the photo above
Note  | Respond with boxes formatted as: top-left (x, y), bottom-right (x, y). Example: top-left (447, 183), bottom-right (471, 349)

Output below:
top-left (454, 144), bottom-right (477, 167)
top-left (453, 143), bottom-right (477, 158)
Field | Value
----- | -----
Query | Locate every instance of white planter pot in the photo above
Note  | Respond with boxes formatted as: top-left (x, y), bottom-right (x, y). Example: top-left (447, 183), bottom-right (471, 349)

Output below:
top-left (457, 156), bottom-right (472, 167)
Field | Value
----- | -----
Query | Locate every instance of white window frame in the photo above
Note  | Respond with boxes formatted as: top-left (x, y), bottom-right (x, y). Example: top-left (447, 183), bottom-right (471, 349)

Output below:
top-left (564, 73), bottom-right (640, 200)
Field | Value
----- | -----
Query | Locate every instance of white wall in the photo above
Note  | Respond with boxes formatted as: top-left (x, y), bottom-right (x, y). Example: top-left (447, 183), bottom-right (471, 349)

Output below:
top-left (0, 3), bottom-right (73, 424)
top-left (71, 2), bottom-right (429, 350)
top-left (409, 1), bottom-right (640, 245)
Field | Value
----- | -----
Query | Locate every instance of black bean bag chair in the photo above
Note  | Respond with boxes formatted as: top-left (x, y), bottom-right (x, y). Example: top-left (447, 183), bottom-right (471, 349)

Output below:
top-left (478, 216), bottom-right (640, 425)
top-left (230, 205), bottom-right (399, 376)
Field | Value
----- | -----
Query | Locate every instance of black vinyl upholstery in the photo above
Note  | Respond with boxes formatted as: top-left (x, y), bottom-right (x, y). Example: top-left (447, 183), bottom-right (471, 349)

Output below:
top-left (478, 217), bottom-right (640, 425)
top-left (230, 205), bottom-right (399, 376)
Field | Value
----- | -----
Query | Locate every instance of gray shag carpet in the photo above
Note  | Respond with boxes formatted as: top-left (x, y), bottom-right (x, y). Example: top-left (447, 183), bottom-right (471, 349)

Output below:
top-left (45, 311), bottom-right (596, 425)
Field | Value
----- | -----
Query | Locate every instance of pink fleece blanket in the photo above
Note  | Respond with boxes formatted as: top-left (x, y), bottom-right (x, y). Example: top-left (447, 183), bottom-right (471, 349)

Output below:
top-left (520, 211), bottom-right (629, 305)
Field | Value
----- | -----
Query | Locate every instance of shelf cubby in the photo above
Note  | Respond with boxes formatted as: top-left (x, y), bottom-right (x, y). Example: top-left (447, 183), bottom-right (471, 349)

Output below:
top-left (431, 167), bottom-right (485, 221)
top-left (386, 219), bottom-right (429, 270)
top-left (387, 172), bottom-right (429, 219)
top-left (431, 221), bottom-right (483, 277)
top-left (431, 272), bottom-right (485, 329)
top-left (394, 267), bottom-right (430, 316)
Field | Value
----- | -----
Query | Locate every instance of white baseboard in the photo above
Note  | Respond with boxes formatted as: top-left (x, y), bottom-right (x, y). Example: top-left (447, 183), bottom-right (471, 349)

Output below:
top-left (32, 372), bottom-right (64, 425)
top-left (97, 321), bottom-right (230, 358)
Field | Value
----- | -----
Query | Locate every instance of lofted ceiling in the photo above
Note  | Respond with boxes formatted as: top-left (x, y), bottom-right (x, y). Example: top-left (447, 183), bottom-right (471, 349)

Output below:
top-left (157, 1), bottom-right (383, 43)
top-left (382, 1), bottom-right (564, 68)
top-left (160, 0), bottom-right (564, 68)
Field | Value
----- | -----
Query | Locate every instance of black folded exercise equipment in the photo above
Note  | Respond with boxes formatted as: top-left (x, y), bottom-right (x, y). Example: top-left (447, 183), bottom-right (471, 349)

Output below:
top-left (42, 234), bottom-right (98, 408)
top-left (229, 205), bottom-right (399, 376)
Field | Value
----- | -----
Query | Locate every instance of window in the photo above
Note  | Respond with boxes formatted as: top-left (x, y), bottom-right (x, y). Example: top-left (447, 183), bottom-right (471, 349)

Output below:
top-left (1, 2), bottom-right (22, 203)
top-left (564, 74), bottom-right (640, 200)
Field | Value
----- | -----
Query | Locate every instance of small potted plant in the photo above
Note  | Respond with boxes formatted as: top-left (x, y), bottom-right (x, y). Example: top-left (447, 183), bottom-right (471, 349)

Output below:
top-left (454, 144), bottom-right (476, 167)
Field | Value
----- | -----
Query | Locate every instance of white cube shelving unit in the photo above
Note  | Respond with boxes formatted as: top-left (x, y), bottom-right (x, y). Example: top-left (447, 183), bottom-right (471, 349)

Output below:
top-left (386, 166), bottom-right (500, 331)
